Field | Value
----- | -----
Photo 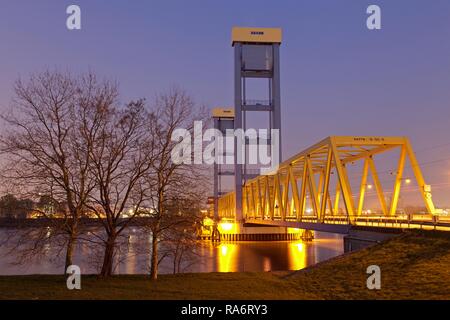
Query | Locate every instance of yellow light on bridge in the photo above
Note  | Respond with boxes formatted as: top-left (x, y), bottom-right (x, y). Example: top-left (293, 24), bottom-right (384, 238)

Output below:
top-left (287, 227), bottom-right (302, 234)
top-left (203, 217), bottom-right (215, 226)
top-left (367, 184), bottom-right (373, 190)
top-left (405, 178), bottom-right (411, 184)
top-left (219, 222), bottom-right (234, 232)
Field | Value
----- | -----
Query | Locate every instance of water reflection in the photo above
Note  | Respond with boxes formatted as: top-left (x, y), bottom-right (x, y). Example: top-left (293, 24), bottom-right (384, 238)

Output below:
top-left (217, 243), bottom-right (236, 272)
top-left (0, 229), bottom-right (343, 275)
top-left (214, 241), bottom-right (307, 273)
top-left (210, 232), bottom-right (343, 273)
top-left (289, 242), bottom-right (306, 270)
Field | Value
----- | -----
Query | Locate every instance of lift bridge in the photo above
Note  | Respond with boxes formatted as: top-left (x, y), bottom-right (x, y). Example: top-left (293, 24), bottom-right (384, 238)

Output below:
top-left (208, 27), bottom-right (450, 243)
top-left (217, 136), bottom-right (450, 236)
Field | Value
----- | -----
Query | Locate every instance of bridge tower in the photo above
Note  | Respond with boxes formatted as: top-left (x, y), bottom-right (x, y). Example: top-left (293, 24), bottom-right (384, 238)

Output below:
top-left (212, 108), bottom-right (235, 221)
top-left (232, 27), bottom-right (282, 221)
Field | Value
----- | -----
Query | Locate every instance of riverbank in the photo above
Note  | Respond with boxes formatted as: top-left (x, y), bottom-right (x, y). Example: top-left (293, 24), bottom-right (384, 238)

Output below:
top-left (0, 230), bottom-right (449, 300)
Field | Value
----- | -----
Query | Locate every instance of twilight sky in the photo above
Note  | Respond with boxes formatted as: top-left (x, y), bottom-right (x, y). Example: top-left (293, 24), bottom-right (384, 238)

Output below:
top-left (0, 0), bottom-right (450, 207)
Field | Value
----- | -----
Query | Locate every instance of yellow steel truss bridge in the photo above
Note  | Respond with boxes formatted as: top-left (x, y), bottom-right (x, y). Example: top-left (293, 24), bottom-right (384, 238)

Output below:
top-left (218, 136), bottom-right (450, 232)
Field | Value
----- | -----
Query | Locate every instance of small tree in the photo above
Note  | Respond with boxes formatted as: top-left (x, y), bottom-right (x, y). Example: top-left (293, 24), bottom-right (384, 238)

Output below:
top-left (158, 197), bottom-right (205, 274)
top-left (144, 88), bottom-right (208, 280)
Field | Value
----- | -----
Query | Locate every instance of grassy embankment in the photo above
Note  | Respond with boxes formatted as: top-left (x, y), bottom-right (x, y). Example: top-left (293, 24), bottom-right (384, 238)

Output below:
top-left (0, 230), bottom-right (449, 300)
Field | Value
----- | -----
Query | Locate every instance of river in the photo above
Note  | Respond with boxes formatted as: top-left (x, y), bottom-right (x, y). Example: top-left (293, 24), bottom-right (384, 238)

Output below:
top-left (0, 228), bottom-right (344, 275)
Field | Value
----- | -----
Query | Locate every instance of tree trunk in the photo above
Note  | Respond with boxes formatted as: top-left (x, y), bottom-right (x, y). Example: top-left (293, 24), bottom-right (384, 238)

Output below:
top-left (173, 257), bottom-right (177, 275)
top-left (100, 236), bottom-right (116, 277)
top-left (64, 234), bottom-right (76, 273)
top-left (64, 218), bottom-right (78, 274)
top-left (150, 224), bottom-right (160, 280)
top-left (177, 249), bottom-right (183, 274)
top-left (172, 243), bottom-right (179, 275)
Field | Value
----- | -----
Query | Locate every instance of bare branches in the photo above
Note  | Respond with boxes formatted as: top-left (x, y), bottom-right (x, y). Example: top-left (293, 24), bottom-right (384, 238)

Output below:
top-left (0, 72), bottom-right (209, 279)
top-left (81, 93), bottom-right (157, 276)
top-left (0, 70), bottom-right (119, 272)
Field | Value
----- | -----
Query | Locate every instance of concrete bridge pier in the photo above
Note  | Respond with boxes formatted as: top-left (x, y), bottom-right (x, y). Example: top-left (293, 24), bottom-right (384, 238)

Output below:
top-left (343, 227), bottom-right (402, 252)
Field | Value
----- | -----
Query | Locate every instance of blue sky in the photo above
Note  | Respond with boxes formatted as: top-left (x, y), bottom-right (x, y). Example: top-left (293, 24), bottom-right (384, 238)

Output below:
top-left (1, 0), bottom-right (450, 206)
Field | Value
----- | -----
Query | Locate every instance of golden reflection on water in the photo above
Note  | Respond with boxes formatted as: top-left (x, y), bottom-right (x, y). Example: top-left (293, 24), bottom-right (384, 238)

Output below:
top-left (263, 257), bottom-right (271, 272)
top-left (287, 242), bottom-right (307, 270)
top-left (218, 243), bottom-right (238, 272)
top-left (217, 240), bottom-right (309, 272)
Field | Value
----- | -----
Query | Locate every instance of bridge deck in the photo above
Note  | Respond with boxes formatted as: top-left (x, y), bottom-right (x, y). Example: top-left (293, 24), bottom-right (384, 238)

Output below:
top-left (244, 216), bottom-right (450, 233)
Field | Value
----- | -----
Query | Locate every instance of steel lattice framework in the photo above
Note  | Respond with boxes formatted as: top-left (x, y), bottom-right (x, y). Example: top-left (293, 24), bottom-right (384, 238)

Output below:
top-left (218, 136), bottom-right (436, 224)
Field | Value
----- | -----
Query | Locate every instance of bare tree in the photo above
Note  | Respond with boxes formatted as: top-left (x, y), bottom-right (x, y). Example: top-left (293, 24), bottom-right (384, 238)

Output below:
top-left (144, 88), bottom-right (208, 280)
top-left (82, 98), bottom-right (156, 277)
top-left (1, 72), bottom-right (209, 278)
top-left (0, 71), bottom-right (103, 271)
